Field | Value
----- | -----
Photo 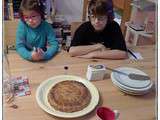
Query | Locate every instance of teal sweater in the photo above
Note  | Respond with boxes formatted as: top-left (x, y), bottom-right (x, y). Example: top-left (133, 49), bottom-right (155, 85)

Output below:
top-left (16, 20), bottom-right (59, 61)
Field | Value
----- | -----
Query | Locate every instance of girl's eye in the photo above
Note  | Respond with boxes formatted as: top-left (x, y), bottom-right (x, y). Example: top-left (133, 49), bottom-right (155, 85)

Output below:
top-left (24, 16), bottom-right (29, 19)
top-left (31, 15), bottom-right (37, 18)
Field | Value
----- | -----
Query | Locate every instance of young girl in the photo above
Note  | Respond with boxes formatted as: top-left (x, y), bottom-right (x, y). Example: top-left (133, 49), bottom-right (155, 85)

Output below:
top-left (16, 0), bottom-right (59, 61)
top-left (69, 0), bottom-right (127, 59)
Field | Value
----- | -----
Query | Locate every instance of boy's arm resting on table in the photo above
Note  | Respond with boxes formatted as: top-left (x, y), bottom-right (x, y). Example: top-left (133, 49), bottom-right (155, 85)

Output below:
top-left (69, 22), bottom-right (103, 57)
top-left (77, 49), bottom-right (128, 59)
top-left (43, 23), bottom-right (59, 60)
top-left (16, 21), bottom-right (32, 60)
top-left (69, 44), bottom-right (104, 57)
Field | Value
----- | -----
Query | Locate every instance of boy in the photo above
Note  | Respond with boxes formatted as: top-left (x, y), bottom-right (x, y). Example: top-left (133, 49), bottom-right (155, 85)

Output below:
top-left (69, 0), bottom-right (127, 59)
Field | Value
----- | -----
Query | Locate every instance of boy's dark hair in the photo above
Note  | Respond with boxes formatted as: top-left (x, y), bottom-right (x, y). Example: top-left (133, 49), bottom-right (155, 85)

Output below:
top-left (88, 0), bottom-right (114, 22)
top-left (19, 0), bottom-right (45, 21)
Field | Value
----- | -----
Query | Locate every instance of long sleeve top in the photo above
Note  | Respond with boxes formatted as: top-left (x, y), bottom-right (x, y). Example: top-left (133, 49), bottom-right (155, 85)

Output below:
top-left (16, 20), bottom-right (59, 61)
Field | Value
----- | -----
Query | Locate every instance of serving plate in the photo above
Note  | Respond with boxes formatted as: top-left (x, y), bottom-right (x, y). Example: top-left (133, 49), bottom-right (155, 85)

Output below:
top-left (36, 75), bottom-right (99, 118)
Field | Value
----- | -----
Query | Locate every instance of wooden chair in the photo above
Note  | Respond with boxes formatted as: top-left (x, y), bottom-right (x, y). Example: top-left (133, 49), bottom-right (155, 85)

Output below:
top-left (71, 22), bottom-right (83, 38)
top-left (113, 0), bottom-right (131, 34)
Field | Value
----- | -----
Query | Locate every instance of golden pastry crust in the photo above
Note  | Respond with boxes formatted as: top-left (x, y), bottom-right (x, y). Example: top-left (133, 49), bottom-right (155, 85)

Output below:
top-left (48, 80), bottom-right (91, 112)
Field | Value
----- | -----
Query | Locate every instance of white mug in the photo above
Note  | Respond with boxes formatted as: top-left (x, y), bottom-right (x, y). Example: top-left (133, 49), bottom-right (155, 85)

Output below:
top-left (86, 64), bottom-right (106, 81)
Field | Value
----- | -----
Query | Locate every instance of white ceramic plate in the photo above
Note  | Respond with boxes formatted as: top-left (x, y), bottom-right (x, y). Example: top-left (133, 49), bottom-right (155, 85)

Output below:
top-left (115, 84), bottom-right (149, 95)
top-left (113, 67), bottom-right (151, 89)
top-left (36, 75), bottom-right (99, 118)
top-left (111, 67), bottom-right (153, 95)
top-left (112, 72), bottom-right (153, 92)
top-left (111, 76), bottom-right (150, 95)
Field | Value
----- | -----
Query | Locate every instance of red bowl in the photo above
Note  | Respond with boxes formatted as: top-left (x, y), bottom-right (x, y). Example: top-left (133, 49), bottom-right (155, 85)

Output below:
top-left (96, 107), bottom-right (115, 120)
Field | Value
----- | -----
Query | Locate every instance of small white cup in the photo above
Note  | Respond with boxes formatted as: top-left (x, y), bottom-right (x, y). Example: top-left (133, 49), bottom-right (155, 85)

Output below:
top-left (86, 64), bottom-right (106, 81)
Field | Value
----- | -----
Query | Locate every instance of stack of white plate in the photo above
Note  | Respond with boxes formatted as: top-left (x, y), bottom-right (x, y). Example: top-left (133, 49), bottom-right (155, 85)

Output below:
top-left (111, 67), bottom-right (153, 95)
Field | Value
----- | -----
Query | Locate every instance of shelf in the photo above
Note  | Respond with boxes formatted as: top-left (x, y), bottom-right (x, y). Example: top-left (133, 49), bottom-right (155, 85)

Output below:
top-left (147, 0), bottom-right (157, 4)
top-left (131, 0), bottom-right (155, 11)
top-left (125, 22), bottom-right (153, 38)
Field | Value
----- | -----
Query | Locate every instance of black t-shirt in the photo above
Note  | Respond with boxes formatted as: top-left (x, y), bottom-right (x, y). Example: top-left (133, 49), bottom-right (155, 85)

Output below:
top-left (71, 21), bottom-right (127, 51)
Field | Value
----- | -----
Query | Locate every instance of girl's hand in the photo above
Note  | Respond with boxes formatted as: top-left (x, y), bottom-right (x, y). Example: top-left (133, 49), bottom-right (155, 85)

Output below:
top-left (37, 48), bottom-right (44, 56)
top-left (31, 48), bottom-right (44, 61)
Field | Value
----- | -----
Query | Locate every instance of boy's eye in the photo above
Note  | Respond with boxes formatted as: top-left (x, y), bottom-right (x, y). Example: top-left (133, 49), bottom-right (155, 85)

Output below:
top-left (98, 17), bottom-right (104, 19)
top-left (98, 17), bottom-right (107, 20)
top-left (90, 15), bottom-right (95, 18)
top-left (90, 15), bottom-right (107, 21)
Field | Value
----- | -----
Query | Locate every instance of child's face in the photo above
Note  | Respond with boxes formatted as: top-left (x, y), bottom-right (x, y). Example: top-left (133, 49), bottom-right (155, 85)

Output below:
top-left (90, 15), bottom-right (107, 31)
top-left (23, 10), bottom-right (42, 28)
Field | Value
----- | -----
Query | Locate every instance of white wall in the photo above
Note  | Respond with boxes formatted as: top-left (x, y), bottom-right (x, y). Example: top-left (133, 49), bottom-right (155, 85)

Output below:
top-left (54, 0), bottom-right (121, 24)
top-left (55, 0), bottom-right (83, 23)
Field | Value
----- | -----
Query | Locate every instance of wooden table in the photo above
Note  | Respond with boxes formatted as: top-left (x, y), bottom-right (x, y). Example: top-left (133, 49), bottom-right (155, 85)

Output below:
top-left (4, 45), bottom-right (156, 120)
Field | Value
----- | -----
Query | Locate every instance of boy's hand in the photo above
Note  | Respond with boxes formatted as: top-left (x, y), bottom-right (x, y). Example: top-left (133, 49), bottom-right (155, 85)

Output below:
top-left (96, 43), bottom-right (106, 51)
top-left (76, 51), bottom-right (98, 59)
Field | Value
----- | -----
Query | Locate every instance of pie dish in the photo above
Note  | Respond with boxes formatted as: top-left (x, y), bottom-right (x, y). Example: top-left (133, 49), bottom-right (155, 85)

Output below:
top-left (36, 75), bottom-right (99, 118)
